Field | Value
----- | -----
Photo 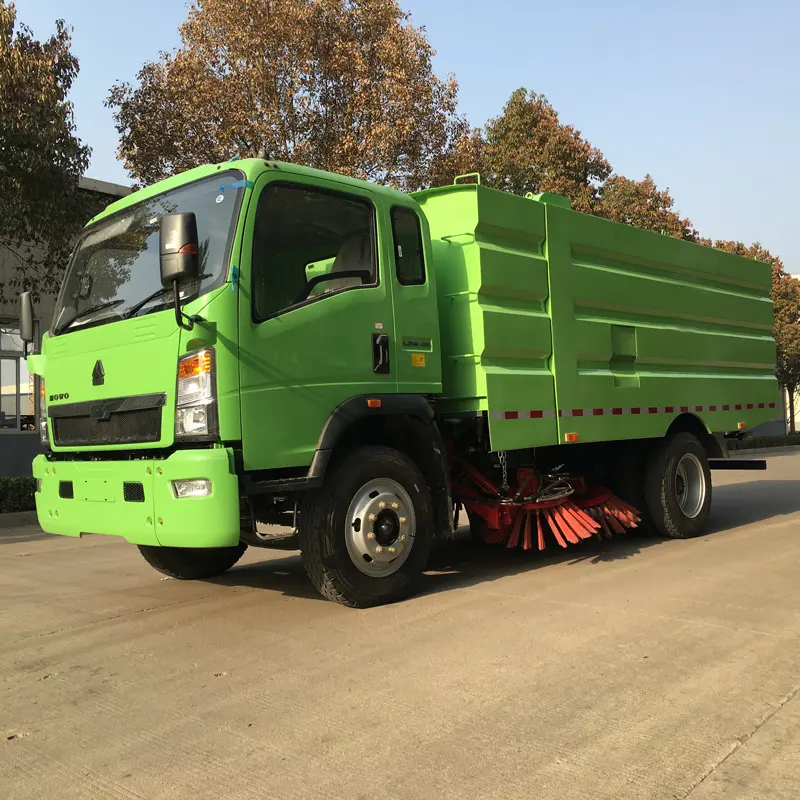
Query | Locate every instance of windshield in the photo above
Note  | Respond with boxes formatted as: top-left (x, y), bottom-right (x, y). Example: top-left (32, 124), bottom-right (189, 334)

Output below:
top-left (52, 170), bottom-right (245, 335)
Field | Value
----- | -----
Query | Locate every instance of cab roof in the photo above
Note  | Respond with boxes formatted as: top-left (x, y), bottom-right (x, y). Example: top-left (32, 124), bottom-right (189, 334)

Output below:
top-left (89, 159), bottom-right (415, 226)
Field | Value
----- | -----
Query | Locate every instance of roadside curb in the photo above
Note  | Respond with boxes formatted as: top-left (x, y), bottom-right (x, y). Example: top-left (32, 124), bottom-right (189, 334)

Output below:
top-left (730, 446), bottom-right (800, 457)
top-left (0, 511), bottom-right (38, 530)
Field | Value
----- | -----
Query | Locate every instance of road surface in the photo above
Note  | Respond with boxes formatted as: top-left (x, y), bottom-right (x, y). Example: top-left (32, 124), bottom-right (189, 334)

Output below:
top-left (2, 454), bottom-right (800, 799)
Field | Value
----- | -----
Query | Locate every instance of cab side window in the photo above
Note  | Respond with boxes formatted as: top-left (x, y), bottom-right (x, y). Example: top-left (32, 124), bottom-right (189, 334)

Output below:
top-left (391, 207), bottom-right (425, 286)
top-left (252, 183), bottom-right (377, 321)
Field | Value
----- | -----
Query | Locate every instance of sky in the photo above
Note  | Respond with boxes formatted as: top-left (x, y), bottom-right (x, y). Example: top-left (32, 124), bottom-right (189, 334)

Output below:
top-left (16, 0), bottom-right (800, 268)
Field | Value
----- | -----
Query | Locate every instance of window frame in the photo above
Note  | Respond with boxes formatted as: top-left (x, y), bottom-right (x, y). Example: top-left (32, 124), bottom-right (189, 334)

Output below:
top-left (251, 180), bottom-right (380, 325)
top-left (390, 206), bottom-right (427, 287)
top-left (0, 320), bottom-right (39, 434)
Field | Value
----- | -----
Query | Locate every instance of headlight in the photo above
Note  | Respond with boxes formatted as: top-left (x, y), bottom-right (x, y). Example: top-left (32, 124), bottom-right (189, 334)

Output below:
top-left (175, 348), bottom-right (218, 439)
top-left (38, 378), bottom-right (48, 446)
top-left (176, 405), bottom-right (210, 436)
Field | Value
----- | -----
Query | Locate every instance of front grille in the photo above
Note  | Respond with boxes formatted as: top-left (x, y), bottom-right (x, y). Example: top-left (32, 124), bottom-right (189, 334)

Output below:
top-left (50, 393), bottom-right (166, 447)
top-left (123, 482), bottom-right (145, 503)
top-left (59, 481), bottom-right (74, 499)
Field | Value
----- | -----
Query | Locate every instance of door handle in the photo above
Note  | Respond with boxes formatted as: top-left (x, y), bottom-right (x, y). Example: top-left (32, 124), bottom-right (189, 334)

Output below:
top-left (372, 333), bottom-right (390, 374)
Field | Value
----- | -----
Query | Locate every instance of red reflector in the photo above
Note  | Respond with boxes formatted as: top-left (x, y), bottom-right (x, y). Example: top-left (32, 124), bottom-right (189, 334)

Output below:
top-left (367, 399), bottom-right (381, 408)
top-left (178, 243), bottom-right (199, 255)
top-left (565, 433), bottom-right (579, 443)
top-left (738, 422), bottom-right (747, 430)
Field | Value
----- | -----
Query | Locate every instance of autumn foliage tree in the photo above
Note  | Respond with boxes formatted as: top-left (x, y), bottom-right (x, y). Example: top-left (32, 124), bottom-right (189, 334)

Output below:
top-left (108, 0), bottom-right (463, 191)
top-left (432, 88), bottom-right (694, 238)
top-left (108, 5), bottom-right (799, 426)
top-left (431, 89), bottom-right (611, 213)
top-left (0, 1), bottom-right (92, 300)
top-left (596, 174), bottom-right (697, 240)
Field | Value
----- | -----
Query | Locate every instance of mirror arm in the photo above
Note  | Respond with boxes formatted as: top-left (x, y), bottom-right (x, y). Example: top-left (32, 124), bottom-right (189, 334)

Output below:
top-left (173, 280), bottom-right (195, 331)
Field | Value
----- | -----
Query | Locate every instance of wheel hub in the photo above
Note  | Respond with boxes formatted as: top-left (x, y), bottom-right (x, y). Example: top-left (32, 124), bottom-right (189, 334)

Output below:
top-left (345, 479), bottom-right (416, 577)
top-left (374, 509), bottom-right (400, 546)
top-left (675, 453), bottom-right (706, 519)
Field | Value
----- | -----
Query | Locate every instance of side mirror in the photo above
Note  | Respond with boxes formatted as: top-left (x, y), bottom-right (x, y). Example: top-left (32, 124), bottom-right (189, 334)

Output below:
top-left (19, 292), bottom-right (34, 347)
top-left (159, 212), bottom-right (200, 287)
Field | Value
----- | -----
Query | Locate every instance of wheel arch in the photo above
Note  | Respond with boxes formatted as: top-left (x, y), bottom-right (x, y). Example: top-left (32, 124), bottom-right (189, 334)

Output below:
top-left (666, 413), bottom-right (726, 459)
top-left (310, 395), bottom-right (452, 537)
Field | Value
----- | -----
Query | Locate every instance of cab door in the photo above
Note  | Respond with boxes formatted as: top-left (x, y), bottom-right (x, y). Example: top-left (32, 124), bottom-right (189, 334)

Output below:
top-left (386, 204), bottom-right (442, 395)
top-left (238, 174), bottom-right (397, 472)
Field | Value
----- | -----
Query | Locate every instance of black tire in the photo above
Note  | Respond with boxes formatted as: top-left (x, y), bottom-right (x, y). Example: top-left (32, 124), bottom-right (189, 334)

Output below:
top-left (138, 543), bottom-right (247, 580)
top-left (644, 432), bottom-right (711, 539)
top-left (299, 446), bottom-right (434, 608)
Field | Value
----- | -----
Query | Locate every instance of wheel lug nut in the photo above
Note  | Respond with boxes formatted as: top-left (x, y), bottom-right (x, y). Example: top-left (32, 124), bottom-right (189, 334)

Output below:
top-left (399, 534), bottom-right (406, 541)
top-left (379, 502), bottom-right (386, 509)
top-left (368, 532), bottom-right (376, 540)
top-left (388, 547), bottom-right (396, 554)
top-left (391, 502), bottom-right (399, 509)
top-left (376, 546), bottom-right (384, 553)
top-left (399, 517), bottom-right (407, 525)
top-left (368, 513), bottom-right (377, 521)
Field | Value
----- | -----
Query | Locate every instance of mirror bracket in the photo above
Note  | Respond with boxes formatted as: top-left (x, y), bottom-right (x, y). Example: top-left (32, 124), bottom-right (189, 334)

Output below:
top-left (173, 280), bottom-right (196, 331)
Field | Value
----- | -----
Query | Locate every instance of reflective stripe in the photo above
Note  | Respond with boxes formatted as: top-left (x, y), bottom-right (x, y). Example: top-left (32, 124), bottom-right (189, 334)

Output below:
top-left (491, 401), bottom-right (776, 420)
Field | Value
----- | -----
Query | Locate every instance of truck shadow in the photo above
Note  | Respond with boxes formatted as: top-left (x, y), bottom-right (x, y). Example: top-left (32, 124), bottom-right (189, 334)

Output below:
top-left (0, 527), bottom-right (55, 546)
top-left (211, 479), bottom-right (800, 602)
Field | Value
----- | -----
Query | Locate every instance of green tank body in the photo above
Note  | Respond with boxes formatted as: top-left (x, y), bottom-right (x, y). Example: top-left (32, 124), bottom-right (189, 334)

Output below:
top-left (414, 181), bottom-right (777, 451)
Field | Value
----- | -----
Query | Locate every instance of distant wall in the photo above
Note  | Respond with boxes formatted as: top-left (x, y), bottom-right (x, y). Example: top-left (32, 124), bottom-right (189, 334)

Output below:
top-left (0, 434), bottom-right (42, 476)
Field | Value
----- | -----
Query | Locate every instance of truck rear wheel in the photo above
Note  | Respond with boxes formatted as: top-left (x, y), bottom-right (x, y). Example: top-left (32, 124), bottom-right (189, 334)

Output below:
top-left (138, 543), bottom-right (247, 580)
top-left (644, 432), bottom-right (711, 539)
top-left (300, 446), bottom-right (434, 608)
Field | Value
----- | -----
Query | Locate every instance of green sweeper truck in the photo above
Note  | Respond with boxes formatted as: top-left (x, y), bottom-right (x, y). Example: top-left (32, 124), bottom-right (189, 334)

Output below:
top-left (20, 159), bottom-right (778, 607)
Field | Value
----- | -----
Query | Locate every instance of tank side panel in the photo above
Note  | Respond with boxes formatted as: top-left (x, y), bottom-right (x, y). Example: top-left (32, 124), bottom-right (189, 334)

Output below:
top-left (417, 185), bottom-right (558, 450)
top-left (545, 204), bottom-right (779, 444)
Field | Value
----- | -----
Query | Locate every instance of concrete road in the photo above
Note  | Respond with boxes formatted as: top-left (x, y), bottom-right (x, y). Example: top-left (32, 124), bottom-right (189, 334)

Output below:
top-left (2, 455), bottom-right (800, 800)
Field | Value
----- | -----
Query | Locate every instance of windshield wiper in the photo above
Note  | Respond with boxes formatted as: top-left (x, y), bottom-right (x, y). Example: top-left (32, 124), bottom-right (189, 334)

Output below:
top-left (55, 299), bottom-right (125, 334)
top-left (125, 287), bottom-right (172, 319)
top-left (125, 273), bottom-right (212, 320)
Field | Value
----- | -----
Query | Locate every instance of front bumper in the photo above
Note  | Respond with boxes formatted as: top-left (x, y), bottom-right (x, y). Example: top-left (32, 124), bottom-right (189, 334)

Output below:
top-left (33, 447), bottom-right (240, 548)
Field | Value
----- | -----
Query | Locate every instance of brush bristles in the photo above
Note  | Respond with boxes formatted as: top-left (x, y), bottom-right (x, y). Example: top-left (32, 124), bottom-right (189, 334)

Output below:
top-left (479, 493), bottom-right (640, 550)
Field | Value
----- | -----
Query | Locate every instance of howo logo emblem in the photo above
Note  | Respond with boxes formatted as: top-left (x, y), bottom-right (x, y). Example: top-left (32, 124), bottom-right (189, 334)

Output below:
top-left (92, 359), bottom-right (105, 386)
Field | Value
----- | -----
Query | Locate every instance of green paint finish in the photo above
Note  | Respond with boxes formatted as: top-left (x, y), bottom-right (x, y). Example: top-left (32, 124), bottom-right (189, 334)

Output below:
top-left (415, 181), bottom-right (777, 449)
top-left (544, 202), bottom-right (777, 444)
top-left (414, 183), bottom-right (558, 449)
top-left (33, 447), bottom-right (239, 547)
top-left (236, 165), bottom-right (441, 472)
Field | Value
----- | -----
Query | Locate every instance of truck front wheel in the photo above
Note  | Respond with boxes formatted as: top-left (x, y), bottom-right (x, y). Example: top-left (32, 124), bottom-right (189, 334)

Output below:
top-left (644, 432), bottom-right (712, 539)
top-left (300, 446), bottom-right (434, 608)
top-left (138, 543), bottom-right (247, 580)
